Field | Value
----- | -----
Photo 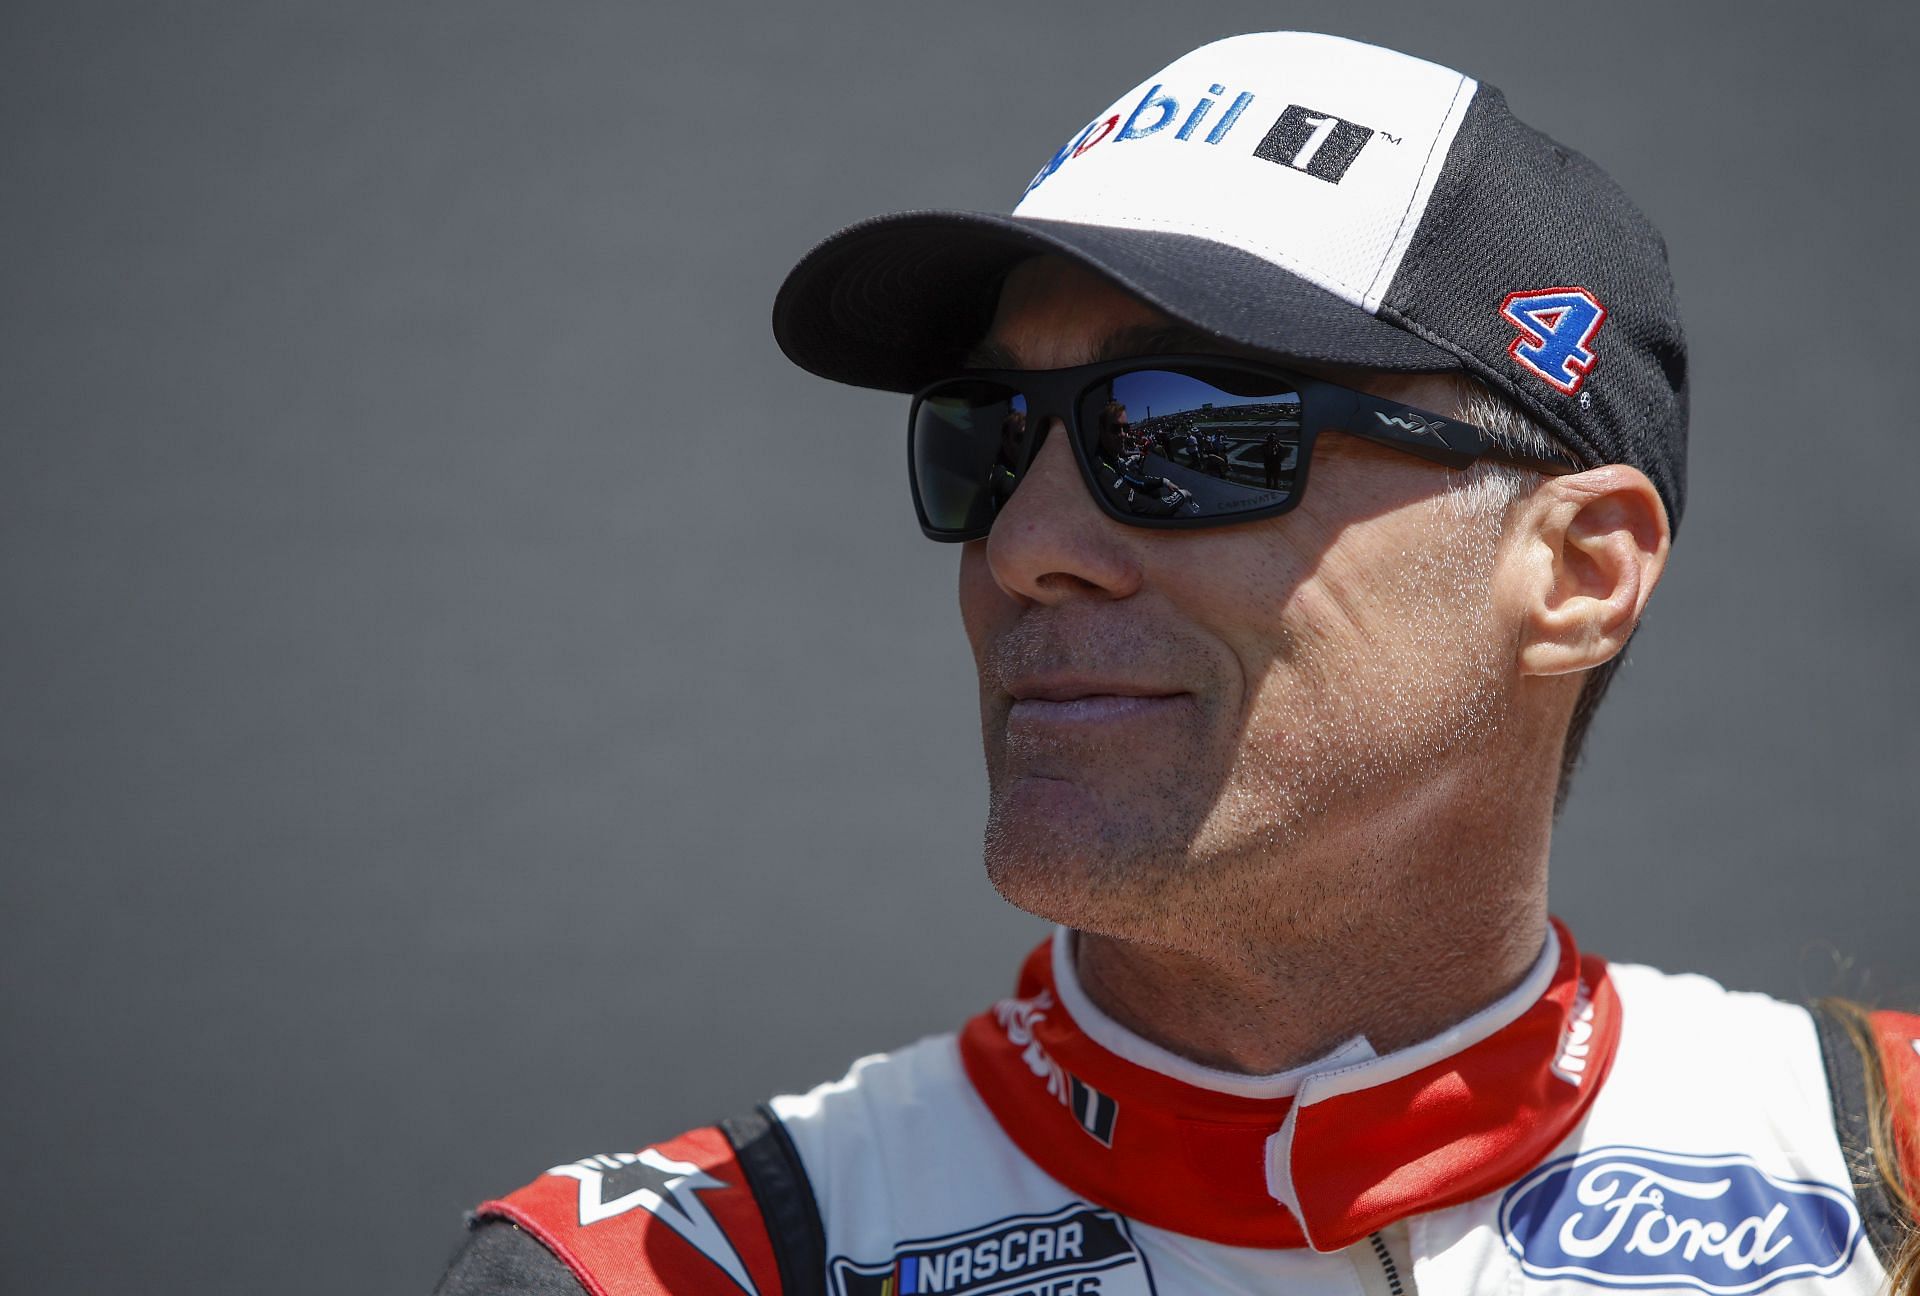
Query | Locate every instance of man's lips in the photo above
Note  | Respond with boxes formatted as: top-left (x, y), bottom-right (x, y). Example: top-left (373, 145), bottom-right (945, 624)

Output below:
top-left (1004, 679), bottom-right (1190, 726)
top-left (1010, 695), bottom-right (1186, 724)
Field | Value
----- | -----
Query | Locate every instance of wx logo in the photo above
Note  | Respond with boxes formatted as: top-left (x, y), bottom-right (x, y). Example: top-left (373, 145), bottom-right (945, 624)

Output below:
top-left (1501, 287), bottom-right (1607, 394)
top-left (546, 1150), bottom-right (759, 1295)
top-left (1254, 104), bottom-right (1376, 182)
top-left (1375, 410), bottom-right (1447, 439)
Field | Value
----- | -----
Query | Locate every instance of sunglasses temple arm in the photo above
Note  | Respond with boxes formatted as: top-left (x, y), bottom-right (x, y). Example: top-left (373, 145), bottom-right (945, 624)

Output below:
top-left (1340, 393), bottom-right (1581, 475)
top-left (1337, 393), bottom-right (1478, 469)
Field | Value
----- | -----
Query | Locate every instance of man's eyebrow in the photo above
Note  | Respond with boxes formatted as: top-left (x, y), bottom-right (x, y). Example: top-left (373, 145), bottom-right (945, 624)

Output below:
top-left (962, 322), bottom-right (1230, 370)
top-left (963, 338), bottom-right (1022, 369)
top-left (1094, 323), bottom-right (1226, 361)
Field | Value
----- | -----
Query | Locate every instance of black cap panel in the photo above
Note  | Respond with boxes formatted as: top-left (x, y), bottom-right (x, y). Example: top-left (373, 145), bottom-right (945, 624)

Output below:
top-left (1380, 86), bottom-right (1689, 529)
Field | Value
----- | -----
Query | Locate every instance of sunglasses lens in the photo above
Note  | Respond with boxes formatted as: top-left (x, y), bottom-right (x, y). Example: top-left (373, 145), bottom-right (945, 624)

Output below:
top-left (1081, 367), bottom-right (1303, 522)
top-left (911, 381), bottom-right (1030, 537)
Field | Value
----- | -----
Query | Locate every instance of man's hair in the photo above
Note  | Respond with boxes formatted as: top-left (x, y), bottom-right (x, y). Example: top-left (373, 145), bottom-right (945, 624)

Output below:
top-left (1445, 376), bottom-right (1630, 812)
top-left (1820, 999), bottom-right (1920, 1295)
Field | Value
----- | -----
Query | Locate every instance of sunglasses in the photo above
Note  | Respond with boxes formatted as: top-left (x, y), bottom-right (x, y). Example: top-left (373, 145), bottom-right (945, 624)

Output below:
top-left (908, 355), bottom-right (1581, 541)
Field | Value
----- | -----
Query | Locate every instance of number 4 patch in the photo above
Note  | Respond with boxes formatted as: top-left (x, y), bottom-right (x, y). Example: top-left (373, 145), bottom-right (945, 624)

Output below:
top-left (1500, 287), bottom-right (1607, 395)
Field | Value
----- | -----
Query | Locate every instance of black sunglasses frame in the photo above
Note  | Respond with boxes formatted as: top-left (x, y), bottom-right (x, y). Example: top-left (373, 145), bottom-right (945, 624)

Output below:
top-left (907, 355), bottom-right (1581, 542)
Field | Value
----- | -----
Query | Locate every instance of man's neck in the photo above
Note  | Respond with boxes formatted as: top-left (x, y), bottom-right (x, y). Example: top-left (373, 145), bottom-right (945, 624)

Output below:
top-left (1071, 838), bottom-right (1552, 1075)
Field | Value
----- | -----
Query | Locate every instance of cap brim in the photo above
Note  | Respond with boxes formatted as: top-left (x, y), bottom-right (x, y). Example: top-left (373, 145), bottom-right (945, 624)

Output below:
top-left (771, 210), bottom-right (1461, 393)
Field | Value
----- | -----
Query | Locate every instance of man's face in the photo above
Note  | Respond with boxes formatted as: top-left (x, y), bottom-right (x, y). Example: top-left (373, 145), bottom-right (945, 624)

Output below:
top-left (960, 258), bottom-right (1535, 950)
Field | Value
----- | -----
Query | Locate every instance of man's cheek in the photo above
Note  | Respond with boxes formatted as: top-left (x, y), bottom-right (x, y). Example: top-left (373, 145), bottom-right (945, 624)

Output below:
top-left (957, 542), bottom-right (1008, 661)
top-left (978, 695), bottom-right (1011, 784)
top-left (1273, 563), bottom-right (1388, 656)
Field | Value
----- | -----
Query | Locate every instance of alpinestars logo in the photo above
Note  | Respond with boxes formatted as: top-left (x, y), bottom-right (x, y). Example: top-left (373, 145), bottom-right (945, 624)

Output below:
top-left (1254, 105), bottom-right (1376, 183)
top-left (546, 1150), bottom-right (759, 1295)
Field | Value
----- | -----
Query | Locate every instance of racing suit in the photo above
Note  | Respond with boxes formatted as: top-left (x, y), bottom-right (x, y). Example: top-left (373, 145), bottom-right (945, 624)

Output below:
top-left (435, 921), bottom-right (1919, 1296)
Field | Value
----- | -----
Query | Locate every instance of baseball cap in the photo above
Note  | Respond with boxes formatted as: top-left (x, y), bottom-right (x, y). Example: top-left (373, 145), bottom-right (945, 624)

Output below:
top-left (772, 32), bottom-right (1689, 530)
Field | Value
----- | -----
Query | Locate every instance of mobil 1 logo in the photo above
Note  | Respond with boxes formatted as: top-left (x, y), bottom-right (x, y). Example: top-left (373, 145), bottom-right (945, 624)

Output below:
top-left (1253, 104), bottom-right (1376, 183)
top-left (831, 1204), bottom-right (1156, 1296)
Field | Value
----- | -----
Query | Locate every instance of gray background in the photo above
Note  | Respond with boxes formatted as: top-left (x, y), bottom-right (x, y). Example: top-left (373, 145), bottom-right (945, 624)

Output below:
top-left (3, 2), bottom-right (1915, 1292)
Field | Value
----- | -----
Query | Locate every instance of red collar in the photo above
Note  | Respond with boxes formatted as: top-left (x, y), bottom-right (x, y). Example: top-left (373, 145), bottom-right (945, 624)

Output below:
top-left (958, 918), bottom-right (1619, 1251)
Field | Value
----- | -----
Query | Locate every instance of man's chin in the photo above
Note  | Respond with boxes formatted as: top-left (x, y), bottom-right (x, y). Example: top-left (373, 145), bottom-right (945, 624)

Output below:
top-left (994, 769), bottom-right (1101, 816)
top-left (980, 775), bottom-right (1194, 929)
top-left (985, 771), bottom-right (1130, 865)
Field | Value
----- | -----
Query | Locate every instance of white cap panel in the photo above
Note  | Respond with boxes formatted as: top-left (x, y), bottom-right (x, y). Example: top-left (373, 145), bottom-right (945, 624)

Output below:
top-left (1012, 32), bottom-right (1476, 314)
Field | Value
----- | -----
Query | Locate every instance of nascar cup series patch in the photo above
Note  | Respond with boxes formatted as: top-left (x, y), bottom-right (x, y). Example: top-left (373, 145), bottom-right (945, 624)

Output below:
top-left (830, 1204), bottom-right (1155, 1296)
top-left (1499, 1146), bottom-right (1863, 1294)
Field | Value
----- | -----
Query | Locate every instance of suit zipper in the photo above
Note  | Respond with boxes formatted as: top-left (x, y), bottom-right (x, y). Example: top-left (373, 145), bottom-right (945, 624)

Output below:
top-left (1367, 1231), bottom-right (1406, 1296)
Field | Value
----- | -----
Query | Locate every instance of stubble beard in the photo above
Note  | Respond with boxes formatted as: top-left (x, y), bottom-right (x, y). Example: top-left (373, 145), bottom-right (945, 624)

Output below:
top-left (978, 521), bottom-right (1517, 958)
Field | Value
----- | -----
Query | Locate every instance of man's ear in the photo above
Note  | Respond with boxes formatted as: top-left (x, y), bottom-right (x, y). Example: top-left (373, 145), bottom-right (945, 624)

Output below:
top-left (1513, 466), bottom-right (1671, 677)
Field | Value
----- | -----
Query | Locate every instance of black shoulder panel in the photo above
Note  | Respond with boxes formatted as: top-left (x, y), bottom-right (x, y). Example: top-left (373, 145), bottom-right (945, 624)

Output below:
top-left (1809, 1000), bottom-right (1909, 1269)
top-left (722, 1104), bottom-right (828, 1296)
top-left (433, 1218), bottom-right (589, 1296)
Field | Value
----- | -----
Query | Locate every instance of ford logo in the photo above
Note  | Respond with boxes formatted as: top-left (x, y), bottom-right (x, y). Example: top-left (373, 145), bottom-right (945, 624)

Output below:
top-left (1500, 1147), bottom-right (1863, 1294)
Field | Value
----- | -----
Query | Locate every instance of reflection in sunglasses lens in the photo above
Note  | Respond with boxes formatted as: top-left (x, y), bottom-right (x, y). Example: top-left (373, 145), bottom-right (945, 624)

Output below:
top-left (1084, 369), bottom-right (1301, 521)
top-left (912, 382), bottom-right (1029, 535)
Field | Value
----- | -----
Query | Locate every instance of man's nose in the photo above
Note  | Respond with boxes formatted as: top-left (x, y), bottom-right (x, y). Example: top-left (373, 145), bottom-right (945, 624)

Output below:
top-left (983, 417), bottom-right (1143, 604)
